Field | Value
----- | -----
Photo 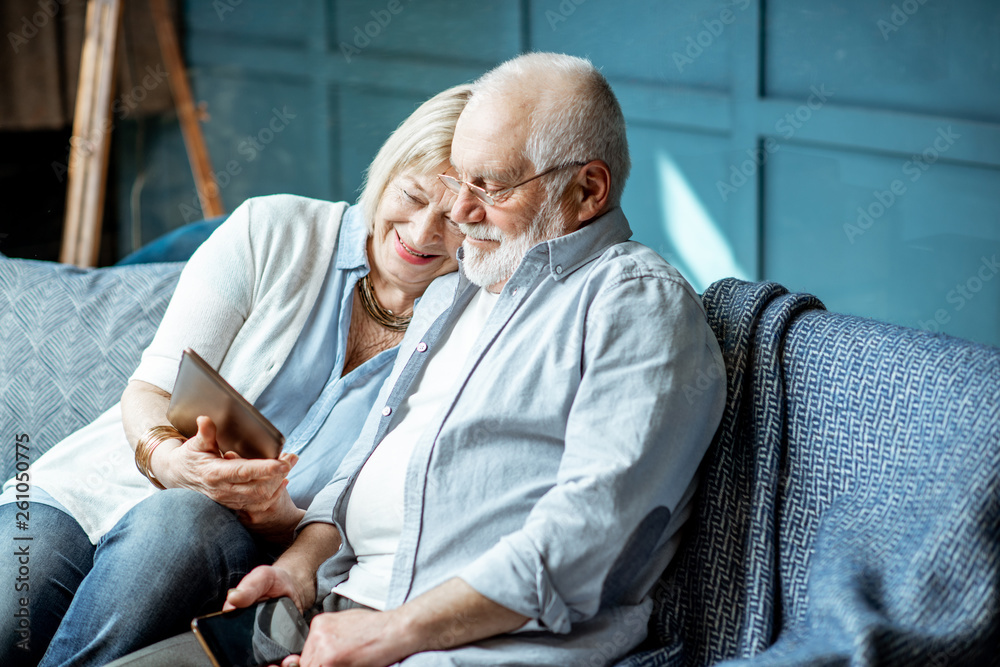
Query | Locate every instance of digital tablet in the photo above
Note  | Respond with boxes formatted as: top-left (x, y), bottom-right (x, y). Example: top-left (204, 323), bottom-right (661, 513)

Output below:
top-left (167, 348), bottom-right (285, 459)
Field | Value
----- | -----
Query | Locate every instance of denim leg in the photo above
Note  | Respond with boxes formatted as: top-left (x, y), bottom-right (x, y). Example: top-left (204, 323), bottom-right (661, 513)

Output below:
top-left (0, 502), bottom-right (94, 667)
top-left (38, 489), bottom-right (265, 667)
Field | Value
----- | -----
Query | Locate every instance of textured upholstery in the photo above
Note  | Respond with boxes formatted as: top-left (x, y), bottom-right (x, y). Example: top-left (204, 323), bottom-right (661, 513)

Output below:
top-left (620, 278), bottom-right (1000, 666)
top-left (0, 257), bottom-right (183, 481)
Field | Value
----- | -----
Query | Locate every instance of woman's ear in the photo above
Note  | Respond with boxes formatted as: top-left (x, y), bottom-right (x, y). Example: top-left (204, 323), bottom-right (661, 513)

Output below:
top-left (572, 160), bottom-right (612, 225)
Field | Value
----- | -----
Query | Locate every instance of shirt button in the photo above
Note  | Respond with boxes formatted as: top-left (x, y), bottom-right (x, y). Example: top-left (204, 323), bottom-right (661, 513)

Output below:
top-left (416, 342), bottom-right (428, 353)
top-left (555, 265), bottom-right (563, 274)
top-left (381, 406), bottom-right (392, 417)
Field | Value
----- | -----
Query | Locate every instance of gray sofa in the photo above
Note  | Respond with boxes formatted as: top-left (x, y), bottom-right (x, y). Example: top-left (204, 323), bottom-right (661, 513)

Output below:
top-left (1, 255), bottom-right (997, 666)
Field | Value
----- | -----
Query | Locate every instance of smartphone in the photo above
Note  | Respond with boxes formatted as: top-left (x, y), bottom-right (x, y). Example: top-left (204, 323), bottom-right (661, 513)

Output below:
top-left (191, 597), bottom-right (309, 667)
top-left (167, 348), bottom-right (285, 459)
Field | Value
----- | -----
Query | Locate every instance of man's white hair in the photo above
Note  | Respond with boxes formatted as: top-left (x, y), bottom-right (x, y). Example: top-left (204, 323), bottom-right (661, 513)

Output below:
top-left (470, 52), bottom-right (631, 208)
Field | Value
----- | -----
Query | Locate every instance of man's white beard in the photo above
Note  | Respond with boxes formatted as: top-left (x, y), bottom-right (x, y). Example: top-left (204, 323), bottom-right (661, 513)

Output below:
top-left (460, 192), bottom-right (565, 290)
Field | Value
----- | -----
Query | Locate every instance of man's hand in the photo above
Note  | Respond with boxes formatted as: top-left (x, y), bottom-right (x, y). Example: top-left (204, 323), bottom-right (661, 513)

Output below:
top-left (225, 522), bottom-right (343, 616)
top-left (278, 609), bottom-right (413, 667)
top-left (272, 578), bottom-right (529, 667)
top-left (224, 564), bottom-right (314, 614)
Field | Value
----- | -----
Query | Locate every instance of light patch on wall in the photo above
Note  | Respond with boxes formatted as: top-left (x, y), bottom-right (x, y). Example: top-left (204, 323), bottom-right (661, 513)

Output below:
top-left (656, 151), bottom-right (748, 292)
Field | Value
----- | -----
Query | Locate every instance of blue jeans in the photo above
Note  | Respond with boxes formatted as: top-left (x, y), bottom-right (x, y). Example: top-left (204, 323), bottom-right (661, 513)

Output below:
top-left (0, 502), bottom-right (93, 666)
top-left (0, 489), bottom-right (265, 667)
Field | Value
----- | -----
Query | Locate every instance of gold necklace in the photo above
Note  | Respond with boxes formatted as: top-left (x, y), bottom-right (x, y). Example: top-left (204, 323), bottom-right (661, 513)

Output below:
top-left (357, 274), bottom-right (411, 332)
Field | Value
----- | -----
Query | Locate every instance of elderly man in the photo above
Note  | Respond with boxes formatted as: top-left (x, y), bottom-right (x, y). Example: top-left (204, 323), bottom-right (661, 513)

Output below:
top-left (224, 52), bottom-right (726, 667)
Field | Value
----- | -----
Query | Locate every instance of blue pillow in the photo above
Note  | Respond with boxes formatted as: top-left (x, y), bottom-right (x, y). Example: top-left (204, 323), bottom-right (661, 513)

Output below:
top-left (116, 217), bottom-right (226, 265)
top-left (0, 257), bottom-right (184, 480)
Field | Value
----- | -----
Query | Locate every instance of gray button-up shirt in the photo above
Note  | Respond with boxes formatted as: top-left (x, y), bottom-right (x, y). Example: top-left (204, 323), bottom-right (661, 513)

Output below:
top-left (301, 207), bottom-right (726, 665)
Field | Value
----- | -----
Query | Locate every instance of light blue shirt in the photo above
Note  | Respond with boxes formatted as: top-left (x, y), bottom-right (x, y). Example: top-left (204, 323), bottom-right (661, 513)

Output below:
top-left (253, 204), bottom-right (395, 510)
top-left (302, 208), bottom-right (727, 666)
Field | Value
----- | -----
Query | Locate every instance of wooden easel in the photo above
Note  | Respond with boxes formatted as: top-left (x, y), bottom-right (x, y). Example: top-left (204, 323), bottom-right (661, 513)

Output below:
top-left (60, 0), bottom-right (224, 267)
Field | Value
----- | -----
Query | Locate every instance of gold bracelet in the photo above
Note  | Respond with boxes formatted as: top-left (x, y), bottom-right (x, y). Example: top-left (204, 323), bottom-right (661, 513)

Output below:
top-left (135, 425), bottom-right (184, 490)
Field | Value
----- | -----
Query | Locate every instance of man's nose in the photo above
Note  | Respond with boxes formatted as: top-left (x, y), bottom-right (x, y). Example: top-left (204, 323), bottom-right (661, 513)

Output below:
top-left (450, 185), bottom-right (486, 224)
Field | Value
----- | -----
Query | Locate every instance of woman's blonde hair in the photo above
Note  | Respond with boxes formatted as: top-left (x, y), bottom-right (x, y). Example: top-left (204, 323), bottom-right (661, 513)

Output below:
top-left (358, 84), bottom-right (473, 233)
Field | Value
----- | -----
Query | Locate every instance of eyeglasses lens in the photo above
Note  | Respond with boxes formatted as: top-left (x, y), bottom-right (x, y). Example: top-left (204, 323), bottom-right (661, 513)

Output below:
top-left (438, 174), bottom-right (494, 205)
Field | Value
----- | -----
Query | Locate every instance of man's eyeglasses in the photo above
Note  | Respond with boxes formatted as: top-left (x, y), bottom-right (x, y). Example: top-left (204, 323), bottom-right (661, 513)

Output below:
top-left (439, 161), bottom-right (587, 206)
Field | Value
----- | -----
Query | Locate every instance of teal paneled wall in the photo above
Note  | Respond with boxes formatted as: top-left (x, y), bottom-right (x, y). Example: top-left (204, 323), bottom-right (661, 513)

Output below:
top-left (333, 2), bottom-right (520, 64)
top-left (530, 0), bottom-right (733, 89)
top-left (114, 0), bottom-right (1000, 347)
top-left (766, 145), bottom-right (1000, 340)
top-left (761, 0), bottom-right (1000, 345)
top-left (767, 0), bottom-right (1000, 124)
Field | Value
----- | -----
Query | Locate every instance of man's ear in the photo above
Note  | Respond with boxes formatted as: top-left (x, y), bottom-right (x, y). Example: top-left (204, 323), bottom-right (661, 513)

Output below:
top-left (570, 160), bottom-right (612, 226)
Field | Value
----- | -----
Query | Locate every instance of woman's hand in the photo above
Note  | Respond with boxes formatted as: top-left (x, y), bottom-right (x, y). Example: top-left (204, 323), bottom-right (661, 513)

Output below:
top-left (153, 415), bottom-right (296, 513)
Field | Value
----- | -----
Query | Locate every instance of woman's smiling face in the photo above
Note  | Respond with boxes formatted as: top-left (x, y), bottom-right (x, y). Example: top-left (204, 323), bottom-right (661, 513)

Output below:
top-left (369, 163), bottom-right (464, 292)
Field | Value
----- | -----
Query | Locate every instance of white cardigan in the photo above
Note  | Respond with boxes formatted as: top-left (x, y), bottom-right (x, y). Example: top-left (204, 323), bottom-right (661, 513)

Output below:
top-left (22, 195), bottom-right (348, 542)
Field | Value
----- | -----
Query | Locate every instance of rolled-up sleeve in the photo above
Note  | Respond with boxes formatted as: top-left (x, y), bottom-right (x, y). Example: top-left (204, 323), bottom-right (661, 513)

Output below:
top-left (457, 273), bottom-right (726, 632)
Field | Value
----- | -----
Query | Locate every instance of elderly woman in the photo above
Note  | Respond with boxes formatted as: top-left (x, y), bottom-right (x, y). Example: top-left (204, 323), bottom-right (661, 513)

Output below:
top-left (0, 84), bottom-right (470, 667)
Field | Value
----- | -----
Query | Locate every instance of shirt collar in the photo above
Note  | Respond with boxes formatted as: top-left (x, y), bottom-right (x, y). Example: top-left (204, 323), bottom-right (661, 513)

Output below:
top-left (541, 206), bottom-right (632, 280)
top-left (335, 204), bottom-right (370, 271)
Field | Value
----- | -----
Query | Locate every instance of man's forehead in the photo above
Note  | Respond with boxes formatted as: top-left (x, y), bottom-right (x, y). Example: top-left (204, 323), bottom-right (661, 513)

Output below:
top-left (452, 101), bottom-right (528, 175)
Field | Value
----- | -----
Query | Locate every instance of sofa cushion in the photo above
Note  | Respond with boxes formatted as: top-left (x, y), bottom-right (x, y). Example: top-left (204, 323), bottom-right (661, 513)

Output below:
top-left (115, 217), bottom-right (225, 265)
top-left (0, 258), bottom-right (183, 482)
